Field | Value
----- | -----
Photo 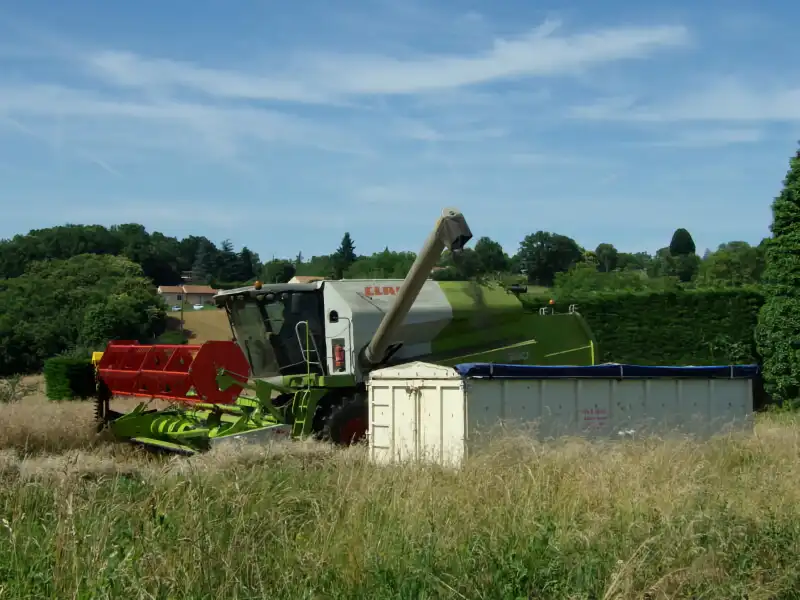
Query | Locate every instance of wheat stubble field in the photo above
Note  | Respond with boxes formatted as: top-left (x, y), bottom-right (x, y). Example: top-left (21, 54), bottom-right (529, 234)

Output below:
top-left (1, 376), bottom-right (800, 599)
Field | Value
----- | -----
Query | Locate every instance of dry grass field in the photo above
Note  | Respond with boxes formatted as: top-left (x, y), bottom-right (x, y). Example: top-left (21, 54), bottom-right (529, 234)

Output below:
top-left (1, 376), bottom-right (799, 598)
top-left (165, 308), bottom-right (232, 343)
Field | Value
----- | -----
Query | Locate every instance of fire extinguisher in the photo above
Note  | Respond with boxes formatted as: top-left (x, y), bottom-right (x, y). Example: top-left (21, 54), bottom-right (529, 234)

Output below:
top-left (333, 343), bottom-right (345, 371)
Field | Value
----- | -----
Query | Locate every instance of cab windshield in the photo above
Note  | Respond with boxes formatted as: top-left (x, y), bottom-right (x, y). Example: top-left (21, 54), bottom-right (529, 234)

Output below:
top-left (225, 291), bottom-right (325, 377)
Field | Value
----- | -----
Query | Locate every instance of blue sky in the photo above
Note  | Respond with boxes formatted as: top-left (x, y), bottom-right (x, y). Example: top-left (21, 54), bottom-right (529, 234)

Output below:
top-left (0, 0), bottom-right (796, 262)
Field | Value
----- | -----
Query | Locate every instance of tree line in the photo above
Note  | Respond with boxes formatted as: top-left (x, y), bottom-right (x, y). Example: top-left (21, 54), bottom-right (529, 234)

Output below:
top-left (0, 220), bottom-right (767, 294)
top-left (298, 227), bottom-right (765, 295)
top-left (0, 224), bottom-right (260, 286)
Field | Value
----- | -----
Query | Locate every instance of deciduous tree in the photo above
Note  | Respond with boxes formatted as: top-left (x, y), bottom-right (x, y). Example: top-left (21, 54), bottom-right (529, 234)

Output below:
top-left (516, 231), bottom-right (582, 286)
top-left (594, 243), bottom-right (619, 272)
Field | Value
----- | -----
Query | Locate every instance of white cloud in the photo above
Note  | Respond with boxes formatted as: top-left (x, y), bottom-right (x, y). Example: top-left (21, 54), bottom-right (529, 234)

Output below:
top-left (569, 79), bottom-right (800, 122)
top-left (314, 21), bottom-right (688, 95)
top-left (84, 20), bottom-right (690, 100)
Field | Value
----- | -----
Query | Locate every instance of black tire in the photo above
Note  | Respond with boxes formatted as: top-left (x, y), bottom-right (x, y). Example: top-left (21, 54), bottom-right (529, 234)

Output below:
top-left (321, 394), bottom-right (368, 446)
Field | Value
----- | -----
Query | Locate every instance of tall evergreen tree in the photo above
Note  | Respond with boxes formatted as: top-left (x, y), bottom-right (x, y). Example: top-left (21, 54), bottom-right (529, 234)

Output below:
top-left (191, 245), bottom-right (212, 284)
top-left (238, 247), bottom-right (257, 282)
top-left (669, 228), bottom-right (696, 255)
top-left (332, 232), bottom-right (357, 279)
top-left (755, 143), bottom-right (800, 403)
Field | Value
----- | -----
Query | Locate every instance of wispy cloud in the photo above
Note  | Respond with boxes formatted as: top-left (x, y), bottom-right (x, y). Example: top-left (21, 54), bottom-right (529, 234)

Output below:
top-left (0, 83), bottom-right (373, 166)
top-left (569, 79), bottom-right (800, 122)
top-left (83, 20), bottom-right (690, 101)
top-left (1, 114), bottom-right (123, 176)
top-left (390, 118), bottom-right (507, 142)
top-left (636, 127), bottom-right (764, 148)
top-left (0, 16), bottom-right (694, 174)
top-left (506, 152), bottom-right (615, 167)
top-left (85, 51), bottom-right (327, 104)
top-left (296, 21), bottom-right (690, 96)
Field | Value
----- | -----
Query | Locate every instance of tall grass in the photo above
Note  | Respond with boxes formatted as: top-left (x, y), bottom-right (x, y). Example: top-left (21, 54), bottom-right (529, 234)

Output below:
top-left (1, 401), bottom-right (800, 598)
top-left (0, 393), bottom-right (98, 454)
top-left (0, 374), bottom-right (36, 404)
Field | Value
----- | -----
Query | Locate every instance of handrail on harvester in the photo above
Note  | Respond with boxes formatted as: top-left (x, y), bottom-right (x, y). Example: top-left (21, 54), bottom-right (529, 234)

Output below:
top-left (94, 340), bottom-right (252, 405)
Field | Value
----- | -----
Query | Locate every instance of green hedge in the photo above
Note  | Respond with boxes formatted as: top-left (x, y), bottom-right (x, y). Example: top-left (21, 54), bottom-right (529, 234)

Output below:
top-left (522, 288), bottom-right (765, 366)
top-left (43, 357), bottom-right (97, 401)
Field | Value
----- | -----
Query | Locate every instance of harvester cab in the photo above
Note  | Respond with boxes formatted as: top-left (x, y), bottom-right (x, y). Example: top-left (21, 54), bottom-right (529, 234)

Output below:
top-left (92, 207), bottom-right (597, 455)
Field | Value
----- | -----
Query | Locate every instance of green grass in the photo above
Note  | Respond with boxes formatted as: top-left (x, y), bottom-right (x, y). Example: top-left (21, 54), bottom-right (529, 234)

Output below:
top-left (523, 284), bottom-right (550, 296)
top-left (1, 409), bottom-right (800, 598)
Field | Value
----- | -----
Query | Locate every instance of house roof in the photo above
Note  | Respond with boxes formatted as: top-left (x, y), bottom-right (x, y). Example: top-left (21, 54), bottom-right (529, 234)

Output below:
top-left (157, 285), bottom-right (218, 295)
top-left (182, 285), bottom-right (218, 294)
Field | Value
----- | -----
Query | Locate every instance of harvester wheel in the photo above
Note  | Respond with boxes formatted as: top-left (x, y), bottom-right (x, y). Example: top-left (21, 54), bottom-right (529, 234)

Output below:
top-left (322, 395), bottom-right (368, 446)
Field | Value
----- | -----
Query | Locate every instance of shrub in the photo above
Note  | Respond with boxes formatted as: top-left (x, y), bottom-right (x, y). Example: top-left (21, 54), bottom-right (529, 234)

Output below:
top-left (0, 375), bottom-right (35, 404)
top-left (154, 330), bottom-right (187, 345)
top-left (43, 357), bottom-right (97, 401)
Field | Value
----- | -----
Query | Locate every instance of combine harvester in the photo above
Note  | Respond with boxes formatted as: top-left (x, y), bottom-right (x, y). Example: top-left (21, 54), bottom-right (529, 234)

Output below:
top-left (92, 208), bottom-right (597, 454)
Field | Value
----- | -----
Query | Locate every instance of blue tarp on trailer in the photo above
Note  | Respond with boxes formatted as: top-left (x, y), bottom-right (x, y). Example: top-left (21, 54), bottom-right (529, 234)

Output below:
top-left (453, 362), bottom-right (761, 380)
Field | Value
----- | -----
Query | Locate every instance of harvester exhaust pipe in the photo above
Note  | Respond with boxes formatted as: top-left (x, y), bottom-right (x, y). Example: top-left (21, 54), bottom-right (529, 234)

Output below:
top-left (361, 207), bottom-right (472, 368)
